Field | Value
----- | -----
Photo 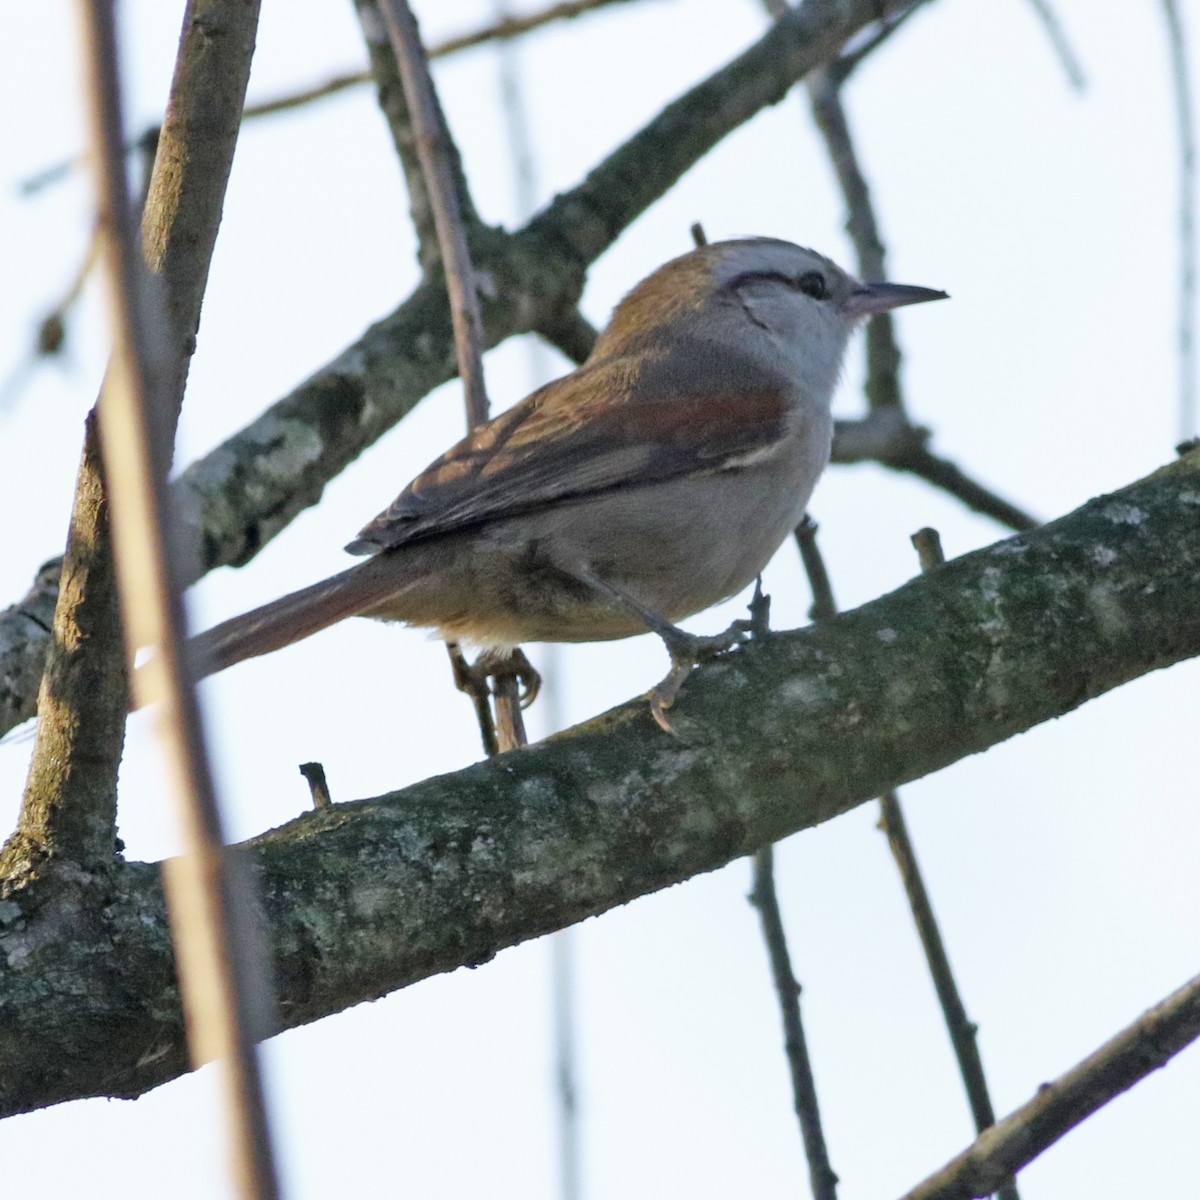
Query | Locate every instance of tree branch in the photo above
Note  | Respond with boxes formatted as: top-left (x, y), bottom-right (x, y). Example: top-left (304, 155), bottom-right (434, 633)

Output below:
top-left (70, 2), bottom-right (281, 1193)
top-left (527, 0), bottom-right (924, 267)
top-left (807, 64), bottom-right (907, 411)
top-left (0, 0), bottom-right (983, 739)
top-left (352, 0), bottom-right (483, 271)
top-left (897, 970), bottom-right (1200, 1200)
top-left (2, 0), bottom-right (264, 865)
top-left (2, 450), bottom-right (1198, 1116)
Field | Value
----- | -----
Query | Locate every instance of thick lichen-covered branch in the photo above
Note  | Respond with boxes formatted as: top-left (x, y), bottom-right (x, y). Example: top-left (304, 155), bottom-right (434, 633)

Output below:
top-left (2, 450), bottom-right (1197, 1117)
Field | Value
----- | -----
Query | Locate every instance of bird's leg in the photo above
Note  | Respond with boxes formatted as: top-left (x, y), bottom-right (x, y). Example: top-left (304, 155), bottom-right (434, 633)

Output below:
top-left (446, 641), bottom-right (499, 756)
top-left (552, 560), bottom-right (752, 730)
top-left (448, 643), bottom-right (542, 710)
top-left (446, 643), bottom-right (543, 757)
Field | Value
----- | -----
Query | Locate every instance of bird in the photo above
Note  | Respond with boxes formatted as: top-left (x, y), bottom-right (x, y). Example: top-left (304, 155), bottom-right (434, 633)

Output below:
top-left (185, 238), bottom-right (946, 728)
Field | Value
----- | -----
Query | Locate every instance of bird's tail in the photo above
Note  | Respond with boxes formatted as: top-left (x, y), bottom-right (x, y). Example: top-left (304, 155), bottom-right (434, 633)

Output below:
top-left (183, 558), bottom-right (407, 682)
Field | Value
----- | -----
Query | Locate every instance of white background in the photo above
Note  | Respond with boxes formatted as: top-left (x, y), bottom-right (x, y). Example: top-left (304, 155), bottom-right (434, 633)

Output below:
top-left (0, 2), bottom-right (1197, 1197)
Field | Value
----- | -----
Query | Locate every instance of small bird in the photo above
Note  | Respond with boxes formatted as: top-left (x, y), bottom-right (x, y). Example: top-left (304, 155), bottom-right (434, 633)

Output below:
top-left (187, 238), bottom-right (946, 727)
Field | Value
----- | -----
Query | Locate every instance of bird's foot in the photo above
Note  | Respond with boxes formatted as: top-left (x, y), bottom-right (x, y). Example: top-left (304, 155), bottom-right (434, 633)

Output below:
top-left (649, 620), bottom-right (753, 731)
top-left (453, 646), bottom-right (542, 710)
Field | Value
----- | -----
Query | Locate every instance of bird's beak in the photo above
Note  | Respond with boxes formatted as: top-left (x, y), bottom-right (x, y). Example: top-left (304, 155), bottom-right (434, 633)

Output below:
top-left (841, 281), bottom-right (949, 317)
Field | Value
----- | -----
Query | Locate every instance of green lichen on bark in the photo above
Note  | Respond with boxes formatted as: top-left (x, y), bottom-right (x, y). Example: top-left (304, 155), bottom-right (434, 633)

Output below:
top-left (3, 453), bottom-right (1194, 1117)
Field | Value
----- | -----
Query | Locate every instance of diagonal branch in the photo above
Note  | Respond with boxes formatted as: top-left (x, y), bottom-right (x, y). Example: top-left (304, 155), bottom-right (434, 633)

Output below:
top-left (1, 449), bottom-right (1198, 1115)
top-left (527, 0), bottom-right (924, 267)
top-left (807, 64), bottom-right (907, 411)
top-left (2, 0), bottom-right (264, 867)
top-left (897, 970), bottom-right (1200, 1200)
top-left (750, 842), bottom-right (839, 1200)
top-left (70, 2), bottom-right (280, 1195)
top-left (797, 518), bottom-right (1019, 1200)
top-left (352, 0), bottom-right (485, 271)
top-left (377, 0), bottom-right (526, 749)
top-left (0, 0), bottom-right (969, 740)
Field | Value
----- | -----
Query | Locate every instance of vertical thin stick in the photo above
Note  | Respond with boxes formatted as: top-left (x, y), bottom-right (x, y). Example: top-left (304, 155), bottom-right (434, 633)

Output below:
top-left (747, 513), bottom-right (839, 1199)
top-left (1161, 0), bottom-right (1197, 442)
top-left (379, 0), bottom-right (489, 431)
top-left (901, 527), bottom-right (1016, 1200)
top-left (798, 518), bottom-right (1018, 1200)
top-left (750, 844), bottom-right (840, 1200)
top-left (380, 0), bottom-right (528, 751)
top-left (1021, 0), bottom-right (1086, 91)
top-left (76, 4), bottom-right (280, 1198)
top-left (494, 4), bottom-right (581, 1188)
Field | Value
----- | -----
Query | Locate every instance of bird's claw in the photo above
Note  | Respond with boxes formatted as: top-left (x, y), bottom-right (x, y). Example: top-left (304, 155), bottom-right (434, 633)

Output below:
top-left (451, 646), bottom-right (542, 709)
top-left (649, 620), bottom-right (753, 731)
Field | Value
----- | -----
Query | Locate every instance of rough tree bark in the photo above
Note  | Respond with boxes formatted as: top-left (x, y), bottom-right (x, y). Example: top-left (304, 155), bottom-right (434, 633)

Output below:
top-left (1, 447), bottom-right (1197, 1117)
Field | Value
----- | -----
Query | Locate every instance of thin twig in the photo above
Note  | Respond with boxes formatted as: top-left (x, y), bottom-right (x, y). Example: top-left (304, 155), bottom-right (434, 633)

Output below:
top-left (380, 0), bottom-right (528, 751)
top-left (753, 513), bottom-right (839, 1200)
top-left (831, 0), bottom-right (934, 82)
top-left (902, 446), bottom-right (1038, 531)
top-left (750, 845), bottom-right (839, 1200)
top-left (298, 762), bottom-right (332, 809)
top-left (0, 0), bottom-right (935, 737)
top-left (898, 970), bottom-right (1200, 1200)
top-left (352, 0), bottom-right (476, 270)
top-left (1161, 0), bottom-right (1196, 442)
top-left (22, 0), bottom-right (648, 198)
top-left (890, 527), bottom-right (1017, 1200)
top-left (793, 514), bottom-right (837, 621)
top-left (436, 0), bottom-right (641, 58)
top-left (1020, 0), bottom-right (1086, 91)
top-left (910, 525), bottom-right (944, 573)
top-left (75, 4), bottom-right (280, 1198)
top-left (379, 0), bottom-right (488, 427)
top-left (796, 518), bottom-right (1017, 1200)
top-left (806, 65), bottom-right (906, 411)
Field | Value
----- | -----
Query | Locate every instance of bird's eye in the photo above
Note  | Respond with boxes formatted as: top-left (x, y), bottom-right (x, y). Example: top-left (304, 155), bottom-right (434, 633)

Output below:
top-left (796, 272), bottom-right (827, 300)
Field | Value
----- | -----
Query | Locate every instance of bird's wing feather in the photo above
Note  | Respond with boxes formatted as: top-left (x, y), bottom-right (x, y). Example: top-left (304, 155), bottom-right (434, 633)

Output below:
top-left (347, 341), bottom-right (794, 554)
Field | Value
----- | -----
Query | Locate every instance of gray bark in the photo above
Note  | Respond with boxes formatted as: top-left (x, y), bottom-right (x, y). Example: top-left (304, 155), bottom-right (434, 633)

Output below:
top-left (2, 448), bottom-right (1197, 1117)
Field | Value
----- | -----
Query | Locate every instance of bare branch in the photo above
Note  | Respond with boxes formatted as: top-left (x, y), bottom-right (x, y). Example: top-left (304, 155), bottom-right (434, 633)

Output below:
top-left (378, 0), bottom-right (528, 749)
top-left (794, 518), bottom-right (1018, 1199)
top-left (73, 3), bottom-right (280, 1196)
top-left (5, 0), bottom-right (267, 864)
top-left (1161, 0), bottom-right (1196, 441)
top-left (3, 415), bottom-right (127, 869)
top-left (900, 445), bottom-right (1038, 531)
top-left (527, 0), bottom-right (927, 267)
top-left (807, 65), bottom-right (907, 411)
top-left (1020, 0), bottom-right (1086, 92)
top-left (353, 0), bottom-right (479, 270)
top-left (0, 0), bottom-right (963, 738)
top-left (750, 844), bottom-right (839, 1200)
top-left (1, 450), bottom-right (1198, 1114)
top-left (379, 0), bottom-right (489, 425)
top-left (897, 971), bottom-right (1200, 1200)
top-left (298, 762), bottom-right (333, 809)
top-left (830, 0), bottom-right (934, 81)
top-left (794, 514), bottom-right (837, 621)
